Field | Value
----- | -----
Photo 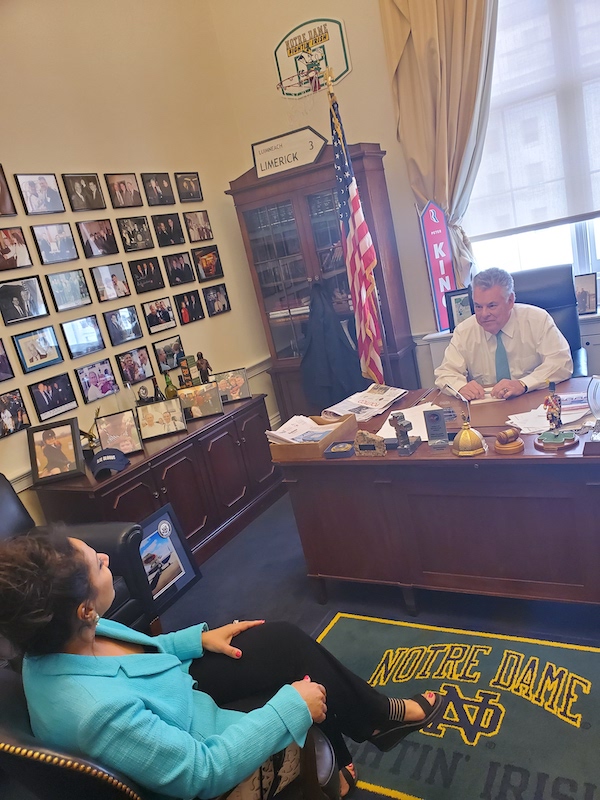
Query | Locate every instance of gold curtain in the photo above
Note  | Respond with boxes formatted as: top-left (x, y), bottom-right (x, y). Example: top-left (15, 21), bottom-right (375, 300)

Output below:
top-left (379, 0), bottom-right (498, 286)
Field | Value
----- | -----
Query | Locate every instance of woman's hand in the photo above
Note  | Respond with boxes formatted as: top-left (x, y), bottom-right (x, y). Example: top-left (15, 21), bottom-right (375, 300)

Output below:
top-left (291, 677), bottom-right (327, 723)
top-left (201, 619), bottom-right (264, 659)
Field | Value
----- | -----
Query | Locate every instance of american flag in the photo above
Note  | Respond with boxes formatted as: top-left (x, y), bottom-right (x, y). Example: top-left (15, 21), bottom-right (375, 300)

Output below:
top-left (330, 97), bottom-right (384, 384)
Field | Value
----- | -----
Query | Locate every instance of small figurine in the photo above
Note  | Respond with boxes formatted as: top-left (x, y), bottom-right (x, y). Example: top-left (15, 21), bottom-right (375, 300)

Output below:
top-left (389, 411), bottom-right (422, 456)
top-left (196, 352), bottom-right (212, 384)
top-left (543, 382), bottom-right (562, 429)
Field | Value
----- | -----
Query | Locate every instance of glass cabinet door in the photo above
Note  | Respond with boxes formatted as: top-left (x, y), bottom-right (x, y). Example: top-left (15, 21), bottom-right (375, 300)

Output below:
top-left (243, 201), bottom-right (310, 359)
top-left (307, 189), bottom-right (352, 315)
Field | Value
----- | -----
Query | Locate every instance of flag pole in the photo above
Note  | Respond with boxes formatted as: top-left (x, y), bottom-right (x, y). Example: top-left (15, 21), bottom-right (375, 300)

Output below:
top-left (323, 68), bottom-right (394, 386)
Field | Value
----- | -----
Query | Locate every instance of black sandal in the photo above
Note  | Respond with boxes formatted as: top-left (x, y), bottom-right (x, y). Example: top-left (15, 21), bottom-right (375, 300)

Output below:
top-left (368, 693), bottom-right (444, 752)
top-left (339, 764), bottom-right (357, 798)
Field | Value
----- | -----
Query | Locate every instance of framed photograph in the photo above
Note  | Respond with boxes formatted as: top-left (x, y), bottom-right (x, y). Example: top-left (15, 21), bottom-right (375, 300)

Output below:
top-left (192, 245), bottom-right (223, 282)
top-left (128, 257), bottom-right (165, 294)
top-left (152, 213), bottom-right (185, 247)
top-left (60, 314), bottom-right (105, 359)
top-left (575, 273), bottom-right (597, 315)
top-left (31, 223), bottom-right (78, 265)
top-left (28, 418), bottom-right (85, 484)
top-left (96, 408), bottom-right (142, 454)
top-left (1, 389), bottom-right (30, 438)
top-left (15, 174), bottom-right (65, 215)
top-left (163, 252), bottom-right (195, 287)
top-left (153, 334), bottom-right (185, 373)
top-left (75, 358), bottom-right (119, 404)
top-left (173, 289), bottom-right (205, 324)
top-left (141, 296), bottom-right (176, 335)
top-left (117, 216), bottom-right (154, 252)
top-left (141, 173), bottom-right (175, 206)
top-left (212, 368), bottom-right (251, 403)
top-left (105, 173), bottom-right (143, 209)
top-left (76, 219), bottom-right (119, 259)
top-left (0, 165), bottom-right (17, 216)
top-left (116, 345), bottom-right (154, 385)
top-left (0, 227), bottom-right (32, 270)
top-left (103, 305), bottom-right (142, 347)
top-left (28, 372), bottom-right (78, 421)
top-left (13, 325), bottom-right (62, 374)
top-left (0, 339), bottom-right (14, 383)
top-left (445, 288), bottom-right (474, 332)
top-left (62, 174), bottom-right (106, 211)
top-left (175, 172), bottom-right (203, 203)
top-left (46, 268), bottom-right (92, 312)
top-left (90, 262), bottom-right (131, 302)
top-left (178, 383), bottom-right (223, 421)
top-left (136, 398), bottom-right (186, 441)
top-left (0, 275), bottom-right (48, 325)
top-left (202, 282), bottom-right (230, 317)
top-left (183, 210), bottom-right (213, 243)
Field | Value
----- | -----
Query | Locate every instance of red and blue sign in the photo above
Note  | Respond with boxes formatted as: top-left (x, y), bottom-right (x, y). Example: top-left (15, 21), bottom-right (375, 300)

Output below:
top-left (419, 201), bottom-right (456, 331)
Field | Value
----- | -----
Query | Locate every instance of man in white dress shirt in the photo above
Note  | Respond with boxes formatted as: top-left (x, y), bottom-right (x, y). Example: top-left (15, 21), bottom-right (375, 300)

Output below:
top-left (435, 268), bottom-right (573, 400)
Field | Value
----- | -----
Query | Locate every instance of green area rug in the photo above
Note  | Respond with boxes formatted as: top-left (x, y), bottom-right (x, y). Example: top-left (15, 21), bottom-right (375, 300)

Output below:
top-left (317, 614), bottom-right (599, 800)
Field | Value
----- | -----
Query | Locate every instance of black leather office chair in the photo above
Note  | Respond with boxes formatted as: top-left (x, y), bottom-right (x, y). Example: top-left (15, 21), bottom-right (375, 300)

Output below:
top-left (511, 264), bottom-right (588, 377)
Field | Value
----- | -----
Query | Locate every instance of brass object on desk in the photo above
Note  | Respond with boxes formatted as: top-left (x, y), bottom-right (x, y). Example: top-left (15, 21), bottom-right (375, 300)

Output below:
top-left (451, 414), bottom-right (488, 457)
top-left (494, 427), bottom-right (524, 454)
top-left (354, 430), bottom-right (386, 457)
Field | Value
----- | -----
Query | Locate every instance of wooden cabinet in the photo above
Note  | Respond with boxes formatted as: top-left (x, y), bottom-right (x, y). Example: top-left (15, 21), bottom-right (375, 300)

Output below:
top-left (227, 143), bottom-right (418, 420)
top-left (36, 396), bottom-right (282, 564)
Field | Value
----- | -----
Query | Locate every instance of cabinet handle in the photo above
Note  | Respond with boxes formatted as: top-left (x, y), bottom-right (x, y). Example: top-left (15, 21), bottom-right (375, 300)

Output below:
top-left (161, 486), bottom-right (168, 494)
top-left (152, 491), bottom-right (159, 499)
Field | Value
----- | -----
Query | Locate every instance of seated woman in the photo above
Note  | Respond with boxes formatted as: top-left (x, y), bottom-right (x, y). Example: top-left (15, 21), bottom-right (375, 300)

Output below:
top-left (0, 532), bottom-right (442, 800)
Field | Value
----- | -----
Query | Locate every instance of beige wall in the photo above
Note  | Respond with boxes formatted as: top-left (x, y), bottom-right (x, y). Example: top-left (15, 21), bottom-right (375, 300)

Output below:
top-left (0, 0), bottom-right (434, 488)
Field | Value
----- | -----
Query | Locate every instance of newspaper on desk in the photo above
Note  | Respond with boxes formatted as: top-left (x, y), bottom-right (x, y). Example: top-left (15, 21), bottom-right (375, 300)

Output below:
top-left (266, 416), bottom-right (342, 445)
top-left (506, 393), bottom-right (592, 434)
top-left (321, 384), bottom-right (408, 423)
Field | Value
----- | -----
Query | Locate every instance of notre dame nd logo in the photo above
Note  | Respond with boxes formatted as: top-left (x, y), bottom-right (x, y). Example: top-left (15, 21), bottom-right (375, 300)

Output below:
top-left (423, 684), bottom-right (505, 746)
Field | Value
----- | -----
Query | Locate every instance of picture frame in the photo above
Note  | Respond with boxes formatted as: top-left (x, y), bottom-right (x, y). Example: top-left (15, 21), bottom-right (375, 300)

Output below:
top-left (175, 172), bottom-right (203, 203)
top-left (0, 388), bottom-right (30, 438)
top-left (128, 256), bottom-right (165, 294)
top-left (15, 173), bottom-right (65, 215)
top-left (76, 218), bottom-right (119, 259)
top-left (116, 345), bottom-right (154, 385)
top-left (152, 334), bottom-right (185, 373)
top-left (117, 216), bottom-right (154, 252)
top-left (89, 263), bottom-right (131, 302)
top-left (192, 245), bottom-right (223, 282)
top-left (575, 273), bottom-right (597, 316)
top-left (28, 372), bottom-right (78, 421)
top-left (0, 339), bottom-right (15, 383)
top-left (13, 325), bottom-right (62, 374)
top-left (0, 275), bottom-right (48, 325)
top-left (141, 296), bottom-right (176, 335)
top-left (75, 358), bottom-right (119, 404)
top-left (141, 173), bottom-right (175, 206)
top-left (212, 368), bottom-right (251, 403)
top-left (163, 252), bottom-right (195, 287)
top-left (202, 282), bottom-right (230, 317)
top-left (183, 210), bottom-right (213, 243)
top-left (445, 288), bottom-right (474, 332)
top-left (46, 268), bottom-right (92, 312)
top-left (0, 227), bottom-right (32, 270)
top-left (136, 398), bottom-right (186, 441)
top-left (96, 408), bottom-right (143, 454)
top-left (103, 305), bottom-right (143, 347)
top-left (105, 173), bottom-right (143, 209)
top-left (60, 314), bottom-right (105, 359)
top-left (173, 289), bottom-right (205, 324)
top-left (27, 418), bottom-right (85, 484)
top-left (31, 223), bottom-right (78, 265)
top-left (152, 213), bottom-right (185, 247)
top-left (178, 382), bottom-right (223, 420)
top-left (62, 173), bottom-right (106, 211)
top-left (0, 165), bottom-right (17, 216)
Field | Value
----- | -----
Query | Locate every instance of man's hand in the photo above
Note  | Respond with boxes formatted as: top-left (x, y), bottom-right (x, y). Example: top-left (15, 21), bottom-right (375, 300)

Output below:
top-left (201, 620), bottom-right (265, 659)
top-left (291, 677), bottom-right (327, 723)
top-left (458, 381), bottom-right (485, 400)
top-left (491, 379), bottom-right (526, 399)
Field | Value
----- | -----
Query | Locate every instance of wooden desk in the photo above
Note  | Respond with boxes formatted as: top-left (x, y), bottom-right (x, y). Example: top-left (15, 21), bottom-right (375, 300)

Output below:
top-left (275, 379), bottom-right (600, 612)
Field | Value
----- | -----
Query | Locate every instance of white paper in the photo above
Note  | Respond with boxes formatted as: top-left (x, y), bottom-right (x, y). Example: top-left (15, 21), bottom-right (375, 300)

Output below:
top-left (266, 415), bottom-right (340, 444)
top-left (376, 403), bottom-right (442, 442)
top-left (322, 384), bottom-right (407, 422)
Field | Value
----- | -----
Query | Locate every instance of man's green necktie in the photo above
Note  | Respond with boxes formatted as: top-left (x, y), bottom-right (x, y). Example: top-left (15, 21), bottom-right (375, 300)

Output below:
top-left (495, 332), bottom-right (511, 381)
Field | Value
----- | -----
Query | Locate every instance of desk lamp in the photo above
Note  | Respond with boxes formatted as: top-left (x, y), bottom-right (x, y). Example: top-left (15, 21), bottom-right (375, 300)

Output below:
top-left (444, 384), bottom-right (487, 457)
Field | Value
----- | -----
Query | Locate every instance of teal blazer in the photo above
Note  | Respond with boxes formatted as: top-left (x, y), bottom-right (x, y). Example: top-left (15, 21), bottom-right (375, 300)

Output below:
top-left (22, 619), bottom-right (312, 800)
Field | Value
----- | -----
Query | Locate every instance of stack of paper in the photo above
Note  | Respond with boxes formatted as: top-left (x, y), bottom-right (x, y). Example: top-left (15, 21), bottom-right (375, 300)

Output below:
top-left (266, 416), bottom-right (341, 445)
top-left (376, 402), bottom-right (442, 442)
top-left (507, 399), bottom-right (592, 435)
top-left (321, 384), bottom-right (408, 423)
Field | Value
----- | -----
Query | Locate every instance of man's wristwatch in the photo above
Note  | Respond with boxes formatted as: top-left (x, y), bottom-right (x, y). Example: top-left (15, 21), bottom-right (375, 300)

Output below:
top-left (518, 380), bottom-right (528, 394)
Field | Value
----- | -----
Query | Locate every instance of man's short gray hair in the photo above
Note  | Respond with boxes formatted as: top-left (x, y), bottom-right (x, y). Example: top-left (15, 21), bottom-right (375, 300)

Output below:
top-left (472, 268), bottom-right (514, 299)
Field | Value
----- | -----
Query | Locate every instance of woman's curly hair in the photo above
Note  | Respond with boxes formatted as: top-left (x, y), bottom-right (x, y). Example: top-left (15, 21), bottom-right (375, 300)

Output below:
top-left (0, 530), bottom-right (94, 656)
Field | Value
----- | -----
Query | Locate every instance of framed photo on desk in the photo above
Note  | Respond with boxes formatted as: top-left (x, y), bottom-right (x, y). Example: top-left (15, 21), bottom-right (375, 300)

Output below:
top-left (445, 288), bottom-right (474, 332)
top-left (575, 273), bottom-right (597, 315)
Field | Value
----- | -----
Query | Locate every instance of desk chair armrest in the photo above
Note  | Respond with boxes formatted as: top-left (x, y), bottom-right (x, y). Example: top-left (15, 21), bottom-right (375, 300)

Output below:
top-left (572, 346), bottom-right (588, 378)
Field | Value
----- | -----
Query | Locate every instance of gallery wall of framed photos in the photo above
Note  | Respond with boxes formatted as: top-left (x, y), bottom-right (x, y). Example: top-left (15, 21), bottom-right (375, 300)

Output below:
top-left (0, 164), bottom-right (247, 483)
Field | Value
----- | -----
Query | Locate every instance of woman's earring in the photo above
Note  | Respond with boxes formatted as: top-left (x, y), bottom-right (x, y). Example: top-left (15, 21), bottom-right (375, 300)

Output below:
top-left (92, 612), bottom-right (100, 625)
